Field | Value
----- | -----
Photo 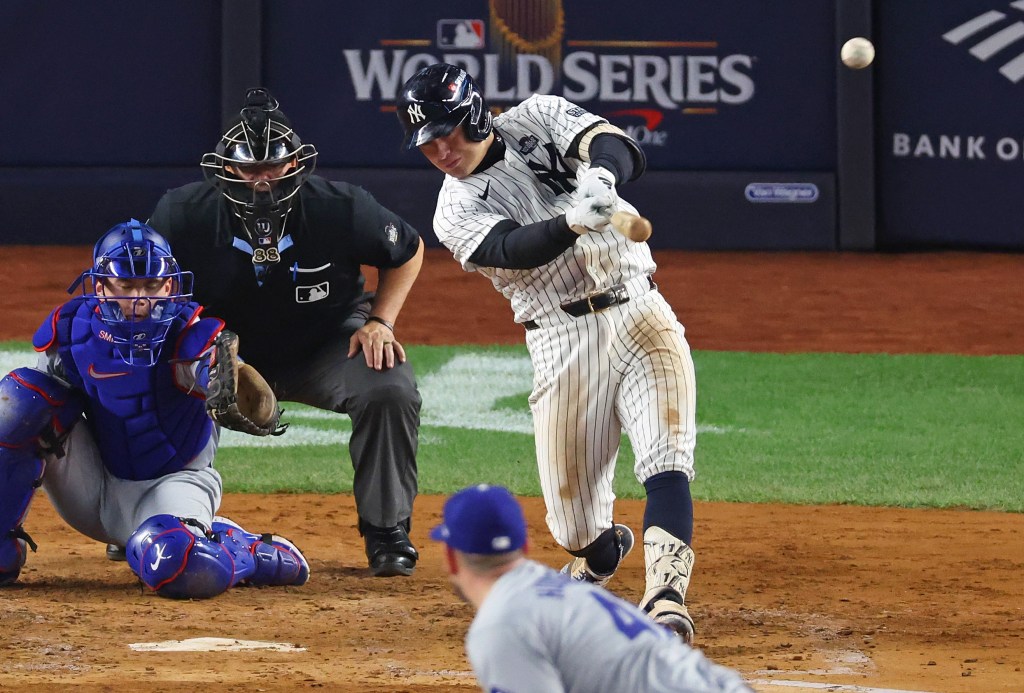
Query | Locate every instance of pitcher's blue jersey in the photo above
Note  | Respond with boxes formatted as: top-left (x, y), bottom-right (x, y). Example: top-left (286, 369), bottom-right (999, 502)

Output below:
top-left (467, 560), bottom-right (751, 693)
top-left (33, 296), bottom-right (223, 480)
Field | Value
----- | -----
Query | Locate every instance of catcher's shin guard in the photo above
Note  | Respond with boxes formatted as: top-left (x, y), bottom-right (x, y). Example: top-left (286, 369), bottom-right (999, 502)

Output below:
top-left (1, 449), bottom-right (44, 586)
top-left (212, 516), bottom-right (309, 587)
top-left (127, 515), bottom-right (237, 599)
top-left (560, 524), bottom-right (634, 588)
top-left (0, 367), bottom-right (82, 585)
top-left (0, 527), bottom-right (36, 586)
top-left (638, 526), bottom-right (696, 643)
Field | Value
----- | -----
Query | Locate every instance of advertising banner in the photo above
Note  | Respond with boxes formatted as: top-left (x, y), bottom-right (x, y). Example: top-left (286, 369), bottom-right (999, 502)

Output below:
top-left (265, 1), bottom-right (836, 171)
top-left (877, 1), bottom-right (1024, 247)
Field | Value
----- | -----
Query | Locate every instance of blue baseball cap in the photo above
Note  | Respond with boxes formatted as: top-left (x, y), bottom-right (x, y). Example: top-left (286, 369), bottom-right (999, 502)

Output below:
top-left (429, 484), bottom-right (527, 554)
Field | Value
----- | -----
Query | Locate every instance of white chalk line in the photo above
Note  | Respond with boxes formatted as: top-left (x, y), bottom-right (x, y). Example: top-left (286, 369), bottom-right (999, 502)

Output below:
top-left (750, 679), bottom-right (937, 693)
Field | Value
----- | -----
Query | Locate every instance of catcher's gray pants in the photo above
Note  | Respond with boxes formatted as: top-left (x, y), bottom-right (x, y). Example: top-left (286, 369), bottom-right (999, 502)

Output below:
top-left (260, 325), bottom-right (421, 529)
top-left (42, 424), bottom-right (222, 546)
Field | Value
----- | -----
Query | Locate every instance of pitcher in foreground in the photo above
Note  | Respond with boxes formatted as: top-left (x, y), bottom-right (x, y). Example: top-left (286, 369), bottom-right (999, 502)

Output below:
top-left (431, 484), bottom-right (752, 692)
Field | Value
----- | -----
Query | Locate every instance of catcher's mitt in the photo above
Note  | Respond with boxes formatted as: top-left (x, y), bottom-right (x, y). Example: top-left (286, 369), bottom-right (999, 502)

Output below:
top-left (206, 330), bottom-right (286, 436)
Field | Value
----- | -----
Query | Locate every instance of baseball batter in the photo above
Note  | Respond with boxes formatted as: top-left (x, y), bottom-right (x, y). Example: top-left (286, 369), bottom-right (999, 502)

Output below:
top-left (430, 484), bottom-right (752, 692)
top-left (397, 64), bottom-right (700, 640)
top-left (0, 220), bottom-right (307, 598)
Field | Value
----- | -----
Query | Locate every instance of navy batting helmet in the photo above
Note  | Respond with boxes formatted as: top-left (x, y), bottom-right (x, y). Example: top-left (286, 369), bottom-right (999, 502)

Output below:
top-left (396, 63), bottom-right (492, 150)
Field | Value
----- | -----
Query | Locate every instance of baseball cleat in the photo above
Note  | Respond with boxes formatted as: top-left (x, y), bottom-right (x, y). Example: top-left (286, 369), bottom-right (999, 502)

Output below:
top-left (105, 543), bottom-right (127, 562)
top-left (646, 597), bottom-right (696, 644)
top-left (560, 524), bottom-right (634, 588)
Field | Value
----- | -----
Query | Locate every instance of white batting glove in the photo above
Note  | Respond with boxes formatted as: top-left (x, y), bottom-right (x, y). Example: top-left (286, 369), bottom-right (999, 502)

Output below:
top-left (576, 166), bottom-right (618, 207)
top-left (565, 193), bottom-right (614, 234)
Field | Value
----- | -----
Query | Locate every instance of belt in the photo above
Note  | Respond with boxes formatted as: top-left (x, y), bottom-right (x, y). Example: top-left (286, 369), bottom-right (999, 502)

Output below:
top-left (524, 278), bottom-right (654, 330)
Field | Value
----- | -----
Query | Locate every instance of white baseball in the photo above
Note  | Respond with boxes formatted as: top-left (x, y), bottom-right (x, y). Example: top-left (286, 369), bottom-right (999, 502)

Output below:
top-left (841, 37), bottom-right (875, 69)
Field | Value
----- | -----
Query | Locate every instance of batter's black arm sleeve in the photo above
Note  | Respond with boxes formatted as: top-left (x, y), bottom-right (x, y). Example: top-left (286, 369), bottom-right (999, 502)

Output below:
top-left (589, 133), bottom-right (647, 183)
top-left (468, 218), bottom-right (579, 269)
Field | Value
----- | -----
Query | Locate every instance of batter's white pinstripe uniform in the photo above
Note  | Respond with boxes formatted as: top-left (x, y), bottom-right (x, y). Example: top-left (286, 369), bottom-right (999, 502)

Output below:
top-left (432, 95), bottom-right (697, 553)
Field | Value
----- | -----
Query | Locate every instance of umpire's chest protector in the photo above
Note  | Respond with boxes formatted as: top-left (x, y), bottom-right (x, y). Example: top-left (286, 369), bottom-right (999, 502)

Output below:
top-left (34, 298), bottom-right (215, 481)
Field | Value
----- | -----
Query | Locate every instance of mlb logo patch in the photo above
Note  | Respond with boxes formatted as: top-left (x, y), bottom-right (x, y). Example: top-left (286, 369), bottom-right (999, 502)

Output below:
top-left (296, 282), bottom-right (329, 303)
top-left (437, 19), bottom-right (485, 49)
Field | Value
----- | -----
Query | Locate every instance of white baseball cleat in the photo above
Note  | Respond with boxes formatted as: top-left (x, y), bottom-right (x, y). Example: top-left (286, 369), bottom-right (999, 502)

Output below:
top-left (643, 590), bottom-right (696, 644)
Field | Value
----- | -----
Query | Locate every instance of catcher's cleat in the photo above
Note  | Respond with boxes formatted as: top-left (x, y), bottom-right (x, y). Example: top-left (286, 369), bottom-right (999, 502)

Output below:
top-left (361, 519), bottom-right (418, 577)
top-left (106, 543), bottom-right (127, 562)
top-left (560, 523), bottom-right (634, 588)
top-left (642, 587), bottom-right (696, 643)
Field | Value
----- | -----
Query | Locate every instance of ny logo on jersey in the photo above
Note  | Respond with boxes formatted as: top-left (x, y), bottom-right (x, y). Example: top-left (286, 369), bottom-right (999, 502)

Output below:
top-left (407, 104), bottom-right (426, 123)
top-left (527, 142), bottom-right (576, 196)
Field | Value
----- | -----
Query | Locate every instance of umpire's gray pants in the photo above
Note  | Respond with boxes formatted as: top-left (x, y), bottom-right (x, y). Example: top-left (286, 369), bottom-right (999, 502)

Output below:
top-left (260, 325), bottom-right (421, 529)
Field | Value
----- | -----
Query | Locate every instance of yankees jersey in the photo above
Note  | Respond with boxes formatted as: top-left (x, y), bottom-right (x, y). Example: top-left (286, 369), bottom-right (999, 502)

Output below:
top-left (467, 560), bottom-right (751, 693)
top-left (432, 94), bottom-right (655, 324)
top-left (32, 296), bottom-right (221, 481)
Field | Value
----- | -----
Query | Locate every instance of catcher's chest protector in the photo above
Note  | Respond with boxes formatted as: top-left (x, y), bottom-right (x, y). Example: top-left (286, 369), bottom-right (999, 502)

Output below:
top-left (35, 298), bottom-right (215, 481)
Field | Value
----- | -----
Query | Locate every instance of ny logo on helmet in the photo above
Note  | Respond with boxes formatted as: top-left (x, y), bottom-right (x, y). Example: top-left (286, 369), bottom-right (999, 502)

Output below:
top-left (407, 104), bottom-right (426, 123)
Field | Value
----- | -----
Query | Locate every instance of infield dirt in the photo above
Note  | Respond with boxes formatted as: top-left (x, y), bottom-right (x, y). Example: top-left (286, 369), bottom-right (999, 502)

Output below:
top-left (2, 248), bottom-right (1022, 692)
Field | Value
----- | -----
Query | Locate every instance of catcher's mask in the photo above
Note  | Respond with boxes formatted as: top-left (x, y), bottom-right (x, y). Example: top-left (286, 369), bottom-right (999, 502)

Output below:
top-left (200, 87), bottom-right (318, 242)
top-left (69, 219), bottom-right (194, 367)
top-left (396, 63), bottom-right (492, 150)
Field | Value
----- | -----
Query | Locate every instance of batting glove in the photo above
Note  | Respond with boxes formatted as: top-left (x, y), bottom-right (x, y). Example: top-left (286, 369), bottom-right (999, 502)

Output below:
top-left (565, 192), bottom-right (614, 234)
top-left (577, 166), bottom-right (618, 207)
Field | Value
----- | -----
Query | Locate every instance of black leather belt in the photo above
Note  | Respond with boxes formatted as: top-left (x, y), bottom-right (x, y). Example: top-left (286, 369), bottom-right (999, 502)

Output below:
top-left (561, 283), bottom-right (630, 317)
top-left (524, 279), bottom-right (652, 330)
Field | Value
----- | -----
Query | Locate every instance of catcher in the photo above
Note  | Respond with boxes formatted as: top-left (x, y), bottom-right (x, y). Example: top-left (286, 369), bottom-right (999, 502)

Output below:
top-left (0, 219), bottom-right (307, 598)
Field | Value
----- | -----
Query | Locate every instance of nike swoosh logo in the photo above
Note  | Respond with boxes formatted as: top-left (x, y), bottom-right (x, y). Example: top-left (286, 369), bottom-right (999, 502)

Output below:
top-left (478, 181), bottom-right (490, 200)
top-left (88, 364), bottom-right (130, 379)
top-left (149, 542), bottom-right (173, 571)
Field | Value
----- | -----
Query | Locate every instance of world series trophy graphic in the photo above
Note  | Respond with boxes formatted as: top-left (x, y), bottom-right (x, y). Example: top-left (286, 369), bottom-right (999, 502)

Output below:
top-left (489, 0), bottom-right (565, 84)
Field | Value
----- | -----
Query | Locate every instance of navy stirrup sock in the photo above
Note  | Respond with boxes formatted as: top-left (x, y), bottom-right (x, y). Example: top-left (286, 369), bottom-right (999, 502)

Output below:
top-left (643, 471), bottom-right (694, 545)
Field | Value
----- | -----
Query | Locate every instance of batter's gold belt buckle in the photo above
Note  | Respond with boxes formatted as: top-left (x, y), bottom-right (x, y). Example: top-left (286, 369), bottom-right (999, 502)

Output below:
top-left (561, 284), bottom-right (630, 317)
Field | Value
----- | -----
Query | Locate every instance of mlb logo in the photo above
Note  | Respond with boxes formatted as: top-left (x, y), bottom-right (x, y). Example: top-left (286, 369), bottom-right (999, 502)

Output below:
top-left (258, 236), bottom-right (272, 246)
top-left (296, 282), bottom-right (329, 303)
top-left (437, 19), bottom-right (484, 49)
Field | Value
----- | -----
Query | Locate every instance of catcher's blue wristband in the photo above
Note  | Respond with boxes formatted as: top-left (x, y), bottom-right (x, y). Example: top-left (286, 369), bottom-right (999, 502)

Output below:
top-left (367, 316), bottom-right (395, 332)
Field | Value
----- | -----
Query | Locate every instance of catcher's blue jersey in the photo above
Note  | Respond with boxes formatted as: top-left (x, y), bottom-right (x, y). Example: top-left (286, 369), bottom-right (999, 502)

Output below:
top-left (32, 297), bottom-right (223, 481)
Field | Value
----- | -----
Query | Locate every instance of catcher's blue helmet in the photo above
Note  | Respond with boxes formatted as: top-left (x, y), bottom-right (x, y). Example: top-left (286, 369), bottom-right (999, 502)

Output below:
top-left (72, 219), bottom-right (193, 366)
top-left (396, 63), bottom-right (492, 150)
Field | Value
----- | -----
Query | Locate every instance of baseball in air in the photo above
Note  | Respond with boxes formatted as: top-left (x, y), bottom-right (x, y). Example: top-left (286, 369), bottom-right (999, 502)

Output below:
top-left (841, 37), bottom-right (875, 69)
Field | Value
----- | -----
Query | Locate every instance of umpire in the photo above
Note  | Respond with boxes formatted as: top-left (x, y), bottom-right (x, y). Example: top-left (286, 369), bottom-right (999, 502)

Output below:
top-left (145, 87), bottom-right (424, 577)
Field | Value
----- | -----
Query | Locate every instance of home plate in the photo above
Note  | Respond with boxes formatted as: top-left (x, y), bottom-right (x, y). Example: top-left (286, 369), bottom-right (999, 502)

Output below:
top-left (129, 637), bottom-right (305, 652)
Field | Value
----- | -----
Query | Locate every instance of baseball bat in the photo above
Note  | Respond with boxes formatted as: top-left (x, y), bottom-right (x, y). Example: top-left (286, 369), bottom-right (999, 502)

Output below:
top-left (610, 211), bottom-right (653, 243)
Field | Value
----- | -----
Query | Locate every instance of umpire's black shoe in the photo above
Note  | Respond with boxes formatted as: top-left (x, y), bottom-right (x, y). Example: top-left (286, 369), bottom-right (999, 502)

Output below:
top-left (359, 518), bottom-right (418, 577)
top-left (105, 543), bottom-right (127, 562)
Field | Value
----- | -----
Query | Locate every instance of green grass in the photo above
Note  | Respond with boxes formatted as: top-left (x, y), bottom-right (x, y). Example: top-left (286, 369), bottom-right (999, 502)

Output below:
top-left (3, 343), bottom-right (1020, 511)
